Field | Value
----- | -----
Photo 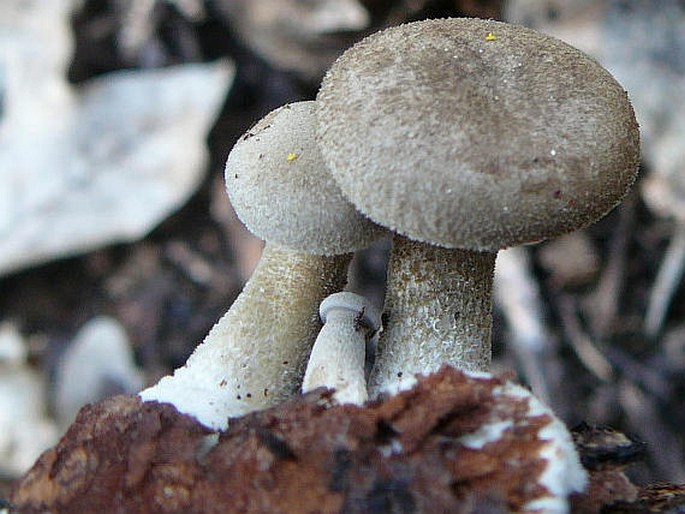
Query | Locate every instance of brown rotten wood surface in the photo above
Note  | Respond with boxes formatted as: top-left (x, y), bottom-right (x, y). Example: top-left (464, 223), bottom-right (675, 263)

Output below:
top-left (8, 368), bottom-right (595, 513)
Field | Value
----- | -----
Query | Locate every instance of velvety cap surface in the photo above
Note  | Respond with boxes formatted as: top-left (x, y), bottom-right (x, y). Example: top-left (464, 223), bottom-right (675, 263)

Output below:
top-left (226, 101), bottom-right (382, 255)
top-left (317, 18), bottom-right (640, 250)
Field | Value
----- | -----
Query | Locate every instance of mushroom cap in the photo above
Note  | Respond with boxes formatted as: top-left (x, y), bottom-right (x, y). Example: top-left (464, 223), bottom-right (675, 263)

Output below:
top-left (226, 101), bottom-right (382, 255)
top-left (319, 291), bottom-right (381, 332)
top-left (317, 18), bottom-right (640, 251)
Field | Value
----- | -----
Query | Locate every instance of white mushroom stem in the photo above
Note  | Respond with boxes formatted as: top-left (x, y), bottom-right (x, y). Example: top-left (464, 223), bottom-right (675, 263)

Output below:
top-left (302, 292), bottom-right (380, 405)
top-left (139, 243), bottom-right (350, 430)
top-left (369, 235), bottom-right (495, 397)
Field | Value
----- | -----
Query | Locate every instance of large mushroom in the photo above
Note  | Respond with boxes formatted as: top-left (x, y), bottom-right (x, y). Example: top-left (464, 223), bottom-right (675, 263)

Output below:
top-left (140, 101), bottom-right (382, 429)
top-left (316, 18), bottom-right (640, 395)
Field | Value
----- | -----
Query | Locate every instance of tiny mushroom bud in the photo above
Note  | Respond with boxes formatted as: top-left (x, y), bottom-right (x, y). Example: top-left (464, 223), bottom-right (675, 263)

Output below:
top-left (302, 291), bottom-right (381, 405)
top-left (140, 101), bottom-right (382, 429)
top-left (13, 367), bottom-right (591, 512)
top-left (316, 18), bottom-right (640, 395)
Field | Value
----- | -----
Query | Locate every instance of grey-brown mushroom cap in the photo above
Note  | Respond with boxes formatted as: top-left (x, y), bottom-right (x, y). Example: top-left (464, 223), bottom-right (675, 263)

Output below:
top-left (226, 101), bottom-right (383, 255)
top-left (317, 18), bottom-right (640, 251)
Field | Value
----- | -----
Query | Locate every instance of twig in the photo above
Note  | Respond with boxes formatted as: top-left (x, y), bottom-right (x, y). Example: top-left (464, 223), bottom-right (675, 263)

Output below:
top-left (644, 222), bottom-right (685, 340)
top-left (494, 247), bottom-right (568, 415)
top-left (603, 345), bottom-right (672, 401)
top-left (557, 294), bottom-right (614, 382)
top-left (587, 194), bottom-right (635, 339)
top-left (619, 379), bottom-right (685, 482)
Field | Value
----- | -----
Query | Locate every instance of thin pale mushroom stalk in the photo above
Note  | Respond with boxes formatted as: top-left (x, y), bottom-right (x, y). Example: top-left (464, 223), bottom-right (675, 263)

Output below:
top-left (302, 291), bottom-right (380, 405)
top-left (140, 245), bottom-right (350, 430)
top-left (370, 235), bottom-right (494, 395)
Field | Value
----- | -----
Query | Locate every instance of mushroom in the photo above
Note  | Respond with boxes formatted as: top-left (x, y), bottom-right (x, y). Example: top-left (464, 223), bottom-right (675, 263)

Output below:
top-left (140, 101), bottom-right (382, 429)
top-left (316, 18), bottom-right (640, 395)
top-left (302, 291), bottom-right (381, 405)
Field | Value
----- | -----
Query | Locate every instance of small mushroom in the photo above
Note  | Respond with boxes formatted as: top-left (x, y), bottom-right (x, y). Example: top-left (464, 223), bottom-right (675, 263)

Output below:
top-left (302, 291), bottom-right (380, 405)
top-left (140, 101), bottom-right (382, 429)
top-left (316, 18), bottom-right (640, 395)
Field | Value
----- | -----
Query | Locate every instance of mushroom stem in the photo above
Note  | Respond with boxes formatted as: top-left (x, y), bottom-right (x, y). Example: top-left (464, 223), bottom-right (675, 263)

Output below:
top-left (302, 292), bottom-right (380, 405)
top-left (369, 234), bottom-right (495, 396)
top-left (140, 243), bottom-right (351, 430)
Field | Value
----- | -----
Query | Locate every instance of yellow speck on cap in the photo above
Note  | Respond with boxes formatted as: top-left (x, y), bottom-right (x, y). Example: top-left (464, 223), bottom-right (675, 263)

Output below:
top-left (286, 152), bottom-right (298, 162)
top-left (485, 32), bottom-right (497, 41)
